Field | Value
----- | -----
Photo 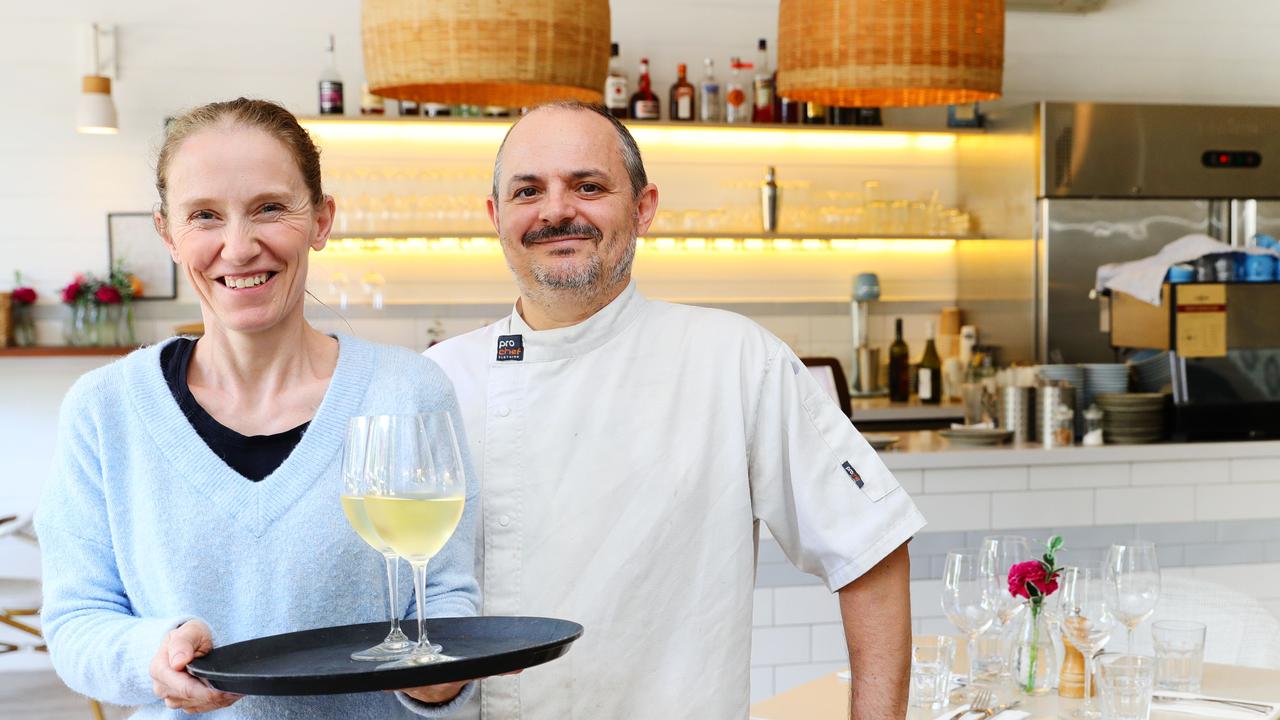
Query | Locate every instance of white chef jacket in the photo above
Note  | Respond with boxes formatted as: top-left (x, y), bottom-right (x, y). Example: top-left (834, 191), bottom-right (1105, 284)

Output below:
top-left (424, 282), bottom-right (926, 720)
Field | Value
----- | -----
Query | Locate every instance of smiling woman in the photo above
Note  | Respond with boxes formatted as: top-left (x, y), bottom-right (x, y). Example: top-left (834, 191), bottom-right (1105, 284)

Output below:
top-left (33, 98), bottom-right (483, 719)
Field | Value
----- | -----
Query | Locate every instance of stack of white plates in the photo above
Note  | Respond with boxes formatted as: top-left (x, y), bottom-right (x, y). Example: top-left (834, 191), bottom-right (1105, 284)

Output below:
top-left (1097, 392), bottom-right (1169, 444)
top-left (1130, 352), bottom-right (1172, 393)
top-left (1083, 363), bottom-right (1130, 412)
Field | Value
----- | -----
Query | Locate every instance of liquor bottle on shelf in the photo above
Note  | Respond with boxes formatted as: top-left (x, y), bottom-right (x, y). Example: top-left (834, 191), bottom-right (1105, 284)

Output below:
top-left (399, 99), bottom-right (419, 117)
top-left (803, 101), bottom-right (827, 125)
top-left (670, 63), bottom-right (696, 121)
top-left (699, 58), bottom-right (722, 123)
top-left (888, 318), bottom-right (911, 402)
top-left (918, 322), bottom-right (943, 405)
top-left (752, 38), bottom-right (775, 123)
top-left (629, 57), bottom-right (660, 120)
top-left (725, 58), bottom-right (752, 124)
top-left (422, 103), bottom-right (450, 117)
top-left (359, 83), bottom-right (385, 115)
top-left (318, 34), bottom-right (344, 116)
top-left (605, 42), bottom-right (629, 119)
top-left (776, 74), bottom-right (800, 124)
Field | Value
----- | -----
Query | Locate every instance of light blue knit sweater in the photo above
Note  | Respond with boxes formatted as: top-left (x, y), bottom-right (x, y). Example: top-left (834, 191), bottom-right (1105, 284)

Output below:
top-left (35, 334), bottom-right (480, 718)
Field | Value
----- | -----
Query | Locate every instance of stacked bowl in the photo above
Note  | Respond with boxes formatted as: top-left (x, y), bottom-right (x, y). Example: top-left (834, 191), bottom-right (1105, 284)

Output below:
top-left (1130, 352), bottom-right (1173, 393)
top-left (1097, 392), bottom-right (1169, 444)
top-left (1083, 363), bottom-right (1130, 411)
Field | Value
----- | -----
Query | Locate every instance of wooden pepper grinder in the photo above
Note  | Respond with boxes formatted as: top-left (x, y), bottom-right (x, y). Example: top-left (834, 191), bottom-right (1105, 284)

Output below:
top-left (1059, 616), bottom-right (1091, 699)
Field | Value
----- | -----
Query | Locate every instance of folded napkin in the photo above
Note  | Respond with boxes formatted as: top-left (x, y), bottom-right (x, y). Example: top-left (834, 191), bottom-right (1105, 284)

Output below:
top-left (1152, 691), bottom-right (1280, 719)
top-left (930, 704), bottom-right (1029, 720)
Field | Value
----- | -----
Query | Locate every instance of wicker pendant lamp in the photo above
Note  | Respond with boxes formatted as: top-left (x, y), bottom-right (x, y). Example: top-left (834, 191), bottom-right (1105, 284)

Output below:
top-left (777, 0), bottom-right (1004, 107)
top-left (362, 0), bottom-right (610, 107)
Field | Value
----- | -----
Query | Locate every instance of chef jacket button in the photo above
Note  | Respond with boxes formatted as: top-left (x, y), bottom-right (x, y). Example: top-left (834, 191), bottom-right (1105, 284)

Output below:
top-left (498, 514), bottom-right (511, 527)
top-left (498, 406), bottom-right (511, 417)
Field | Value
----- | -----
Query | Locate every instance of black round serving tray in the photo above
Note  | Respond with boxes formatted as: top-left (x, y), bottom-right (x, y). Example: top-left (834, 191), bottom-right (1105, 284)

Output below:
top-left (187, 616), bottom-right (582, 696)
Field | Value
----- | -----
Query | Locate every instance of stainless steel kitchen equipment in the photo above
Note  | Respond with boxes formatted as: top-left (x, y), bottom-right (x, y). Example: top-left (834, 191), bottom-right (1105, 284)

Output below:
top-left (957, 102), bottom-right (1280, 440)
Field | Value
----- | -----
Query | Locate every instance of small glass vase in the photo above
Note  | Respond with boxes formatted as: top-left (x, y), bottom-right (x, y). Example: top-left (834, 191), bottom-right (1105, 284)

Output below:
top-left (122, 302), bottom-right (137, 346)
top-left (1009, 601), bottom-right (1059, 696)
top-left (65, 302), bottom-right (91, 346)
top-left (96, 304), bottom-right (122, 347)
top-left (12, 303), bottom-right (36, 347)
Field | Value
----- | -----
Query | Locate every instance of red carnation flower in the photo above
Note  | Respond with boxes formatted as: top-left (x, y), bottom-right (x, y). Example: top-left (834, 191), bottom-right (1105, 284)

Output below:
top-left (1008, 560), bottom-right (1059, 600)
top-left (95, 286), bottom-right (123, 304)
top-left (62, 282), bottom-right (82, 304)
top-left (12, 287), bottom-right (37, 304)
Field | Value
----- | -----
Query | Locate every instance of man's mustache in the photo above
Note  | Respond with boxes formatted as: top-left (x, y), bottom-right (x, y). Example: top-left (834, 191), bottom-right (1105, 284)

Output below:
top-left (522, 222), bottom-right (603, 246)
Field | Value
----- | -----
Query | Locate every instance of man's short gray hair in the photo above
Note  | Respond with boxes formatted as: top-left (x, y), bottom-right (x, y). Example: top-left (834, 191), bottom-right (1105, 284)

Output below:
top-left (491, 101), bottom-right (648, 199)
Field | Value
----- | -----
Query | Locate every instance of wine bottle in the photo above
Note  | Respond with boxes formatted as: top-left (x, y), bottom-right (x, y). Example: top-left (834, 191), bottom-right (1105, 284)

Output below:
top-left (918, 322), bottom-right (943, 405)
top-left (752, 38), bottom-right (775, 123)
top-left (888, 318), bottom-right (910, 402)
top-left (318, 34), bottom-right (344, 116)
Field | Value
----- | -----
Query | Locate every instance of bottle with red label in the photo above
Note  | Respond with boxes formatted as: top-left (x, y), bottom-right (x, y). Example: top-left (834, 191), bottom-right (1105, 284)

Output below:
top-left (604, 42), bottom-right (629, 119)
top-left (629, 57), bottom-right (660, 120)
top-left (725, 57), bottom-right (752, 124)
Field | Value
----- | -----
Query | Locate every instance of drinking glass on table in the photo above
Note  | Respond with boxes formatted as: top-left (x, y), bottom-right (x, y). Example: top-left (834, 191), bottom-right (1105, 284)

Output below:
top-left (1097, 654), bottom-right (1155, 720)
top-left (1151, 620), bottom-right (1206, 693)
top-left (941, 549), bottom-right (997, 696)
top-left (1061, 566), bottom-right (1117, 720)
top-left (339, 415), bottom-right (413, 661)
top-left (1105, 542), bottom-right (1160, 653)
top-left (362, 413), bottom-right (467, 667)
top-left (909, 635), bottom-right (956, 709)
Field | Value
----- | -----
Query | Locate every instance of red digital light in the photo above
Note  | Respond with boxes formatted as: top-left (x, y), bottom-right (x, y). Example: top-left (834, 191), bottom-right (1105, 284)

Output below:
top-left (1219, 154), bottom-right (1230, 164)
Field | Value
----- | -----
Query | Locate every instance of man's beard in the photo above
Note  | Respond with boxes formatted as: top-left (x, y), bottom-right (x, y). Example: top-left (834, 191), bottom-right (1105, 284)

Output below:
top-left (518, 221), bottom-right (636, 292)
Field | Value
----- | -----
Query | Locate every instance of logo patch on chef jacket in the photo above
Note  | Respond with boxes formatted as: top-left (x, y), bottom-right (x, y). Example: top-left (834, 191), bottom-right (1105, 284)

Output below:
top-left (496, 334), bottom-right (524, 362)
top-left (841, 461), bottom-right (864, 488)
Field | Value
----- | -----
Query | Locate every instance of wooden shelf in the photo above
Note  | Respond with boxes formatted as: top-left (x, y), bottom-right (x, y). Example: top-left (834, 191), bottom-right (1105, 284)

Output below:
top-left (0, 346), bottom-right (139, 357)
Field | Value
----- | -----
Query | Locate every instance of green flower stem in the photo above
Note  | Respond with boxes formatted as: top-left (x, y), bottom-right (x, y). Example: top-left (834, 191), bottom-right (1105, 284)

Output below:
top-left (1025, 602), bottom-right (1040, 693)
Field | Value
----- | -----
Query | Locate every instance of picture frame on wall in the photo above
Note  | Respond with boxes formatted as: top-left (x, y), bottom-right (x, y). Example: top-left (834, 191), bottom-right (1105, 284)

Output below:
top-left (108, 212), bottom-right (176, 300)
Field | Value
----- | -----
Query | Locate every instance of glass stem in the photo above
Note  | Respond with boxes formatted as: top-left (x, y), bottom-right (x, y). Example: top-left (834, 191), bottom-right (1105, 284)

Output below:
top-left (967, 634), bottom-right (978, 686)
top-left (383, 553), bottom-right (404, 639)
top-left (1127, 625), bottom-right (1136, 654)
top-left (1083, 655), bottom-right (1094, 713)
top-left (412, 559), bottom-right (430, 653)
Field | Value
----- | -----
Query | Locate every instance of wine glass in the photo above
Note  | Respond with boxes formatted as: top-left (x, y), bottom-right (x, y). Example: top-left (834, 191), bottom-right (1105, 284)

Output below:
top-left (339, 415), bottom-right (412, 661)
top-left (979, 535), bottom-right (1030, 683)
top-left (1060, 566), bottom-right (1116, 720)
top-left (1104, 542), bottom-right (1160, 653)
top-left (362, 413), bottom-right (468, 667)
top-left (941, 549), bottom-right (997, 696)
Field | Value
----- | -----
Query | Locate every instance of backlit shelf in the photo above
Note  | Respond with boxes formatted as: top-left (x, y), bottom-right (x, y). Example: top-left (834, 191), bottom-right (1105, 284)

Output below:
top-left (324, 233), bottom-right (971, 255)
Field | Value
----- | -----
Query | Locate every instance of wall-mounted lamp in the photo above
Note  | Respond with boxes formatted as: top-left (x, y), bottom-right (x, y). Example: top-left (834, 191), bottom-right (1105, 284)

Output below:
top-left (77, 23), bottom-right (118, 134)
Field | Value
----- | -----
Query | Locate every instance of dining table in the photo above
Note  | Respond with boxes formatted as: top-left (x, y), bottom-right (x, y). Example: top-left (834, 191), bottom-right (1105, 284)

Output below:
top-left (750, 649), bottom-right (1280, 719)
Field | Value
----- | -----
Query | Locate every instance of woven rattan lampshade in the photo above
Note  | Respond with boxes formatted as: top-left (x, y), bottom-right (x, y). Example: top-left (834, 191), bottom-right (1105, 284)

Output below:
top-left (778, 0), bottom-right (1004, 107)
top-left (362, 0), bottom-right (609, 107)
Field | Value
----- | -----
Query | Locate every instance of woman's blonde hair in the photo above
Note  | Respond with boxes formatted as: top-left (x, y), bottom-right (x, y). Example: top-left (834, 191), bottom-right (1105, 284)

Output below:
top-left (155, 97), bottom-right (323, 218)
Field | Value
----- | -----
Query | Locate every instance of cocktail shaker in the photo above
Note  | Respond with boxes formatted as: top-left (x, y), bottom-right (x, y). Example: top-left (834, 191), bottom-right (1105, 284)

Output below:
top-left (761, 166), bottom-right (779, 233)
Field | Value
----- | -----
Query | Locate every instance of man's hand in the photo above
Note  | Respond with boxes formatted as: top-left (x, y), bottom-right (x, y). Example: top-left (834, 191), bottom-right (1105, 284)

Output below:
top-left (839, 541), bottom-right (912, 720)
top-left (400, 680), bottom-right (468, 704)
top-left (149, 620), bottom-right (241, 714)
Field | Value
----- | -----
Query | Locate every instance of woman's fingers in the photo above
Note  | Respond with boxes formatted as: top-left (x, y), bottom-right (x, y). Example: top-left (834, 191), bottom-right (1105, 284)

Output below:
top-left (150, 621), bottom-right (240, 711)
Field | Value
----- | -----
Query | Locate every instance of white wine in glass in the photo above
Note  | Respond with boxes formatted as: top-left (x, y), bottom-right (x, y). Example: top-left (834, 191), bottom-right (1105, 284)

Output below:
top-left (363, 412), bottom-right (467, 667)
top-left (1105, 542), bottom-right (1160, 653)
top-left (340, 416), bottom-right (413, 662)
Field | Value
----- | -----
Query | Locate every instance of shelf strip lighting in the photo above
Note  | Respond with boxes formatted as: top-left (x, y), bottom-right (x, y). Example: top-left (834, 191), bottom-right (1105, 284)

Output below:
top-left (326, 236), bottom-right (957, 255)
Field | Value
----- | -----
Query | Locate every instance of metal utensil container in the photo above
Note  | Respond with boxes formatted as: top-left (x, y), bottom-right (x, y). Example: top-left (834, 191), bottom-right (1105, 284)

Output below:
top-left (1000, 386), bottom-right (1034, 444)
top-left (1035, 383), bottom-right (1076, 448)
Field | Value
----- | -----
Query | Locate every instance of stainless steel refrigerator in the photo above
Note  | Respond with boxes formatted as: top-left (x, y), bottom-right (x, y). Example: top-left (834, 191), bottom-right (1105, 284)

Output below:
top-left (959, 102), bottom-right (1280, 364)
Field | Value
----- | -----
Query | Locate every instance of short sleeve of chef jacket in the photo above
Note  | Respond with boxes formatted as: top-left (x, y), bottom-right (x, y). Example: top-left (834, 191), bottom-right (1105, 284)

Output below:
top-left (749, 342), bottom-right (928, 593)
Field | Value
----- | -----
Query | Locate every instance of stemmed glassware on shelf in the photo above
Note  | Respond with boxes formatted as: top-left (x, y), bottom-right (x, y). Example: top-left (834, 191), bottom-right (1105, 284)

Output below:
top-left (338, 415), bottom-right (413, 661)
top-left (352, 413), bottom-right (468, 667)
top-left (1060, 566), bottom-right (1116, 720)
top-left (1105, 542), bottom-right (1160, 653)
top-left (941, 549), bottom-right (997, 698)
